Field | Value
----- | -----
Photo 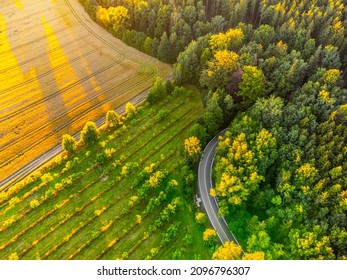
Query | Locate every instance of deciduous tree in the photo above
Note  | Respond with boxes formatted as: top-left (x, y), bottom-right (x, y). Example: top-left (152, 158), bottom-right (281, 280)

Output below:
top-left (212, 241), bottom-right (242, 260)
top-left (62, 134), bottom-right (77, 154)
top-left (106, 110), bottom-right (121, 128)
top-left (80, 121), bottom-right (99, 145)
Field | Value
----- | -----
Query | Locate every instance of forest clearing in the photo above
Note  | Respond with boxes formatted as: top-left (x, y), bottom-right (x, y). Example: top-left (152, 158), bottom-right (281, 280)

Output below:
top-left (0, 0), bottom-right (170, 183)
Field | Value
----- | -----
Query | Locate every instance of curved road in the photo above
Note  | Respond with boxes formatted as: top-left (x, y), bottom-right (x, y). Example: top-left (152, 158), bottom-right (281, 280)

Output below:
top-left (198, 129), bottom-right (242, 247)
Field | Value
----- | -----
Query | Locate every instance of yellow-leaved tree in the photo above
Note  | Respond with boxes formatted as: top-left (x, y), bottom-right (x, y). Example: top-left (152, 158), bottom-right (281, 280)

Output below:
top-left (125, 102), bottom-right (137, 119)
top-left (209, 28), bottom-right (244, 52)
top-left (212, 241), bottom-right (242, 260)
top-left (242, 251), bottom-right (265, 260)
top-left (201, 50), bottom-right (240, 90)
top-left (96, 7), bottom-right (110, 27)
top-left (184, 136), bottom-right (201, 164)
top-left (195, 212), bottom-right (206, 224)
top-left (203, 228), bottom-right (218, 245)
top-left (108, 6), bottom-right (129, 34)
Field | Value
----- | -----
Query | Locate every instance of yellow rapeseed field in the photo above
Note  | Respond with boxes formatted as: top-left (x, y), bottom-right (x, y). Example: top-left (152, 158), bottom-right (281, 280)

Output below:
top-left (0, 0), bottom-right (171, 183)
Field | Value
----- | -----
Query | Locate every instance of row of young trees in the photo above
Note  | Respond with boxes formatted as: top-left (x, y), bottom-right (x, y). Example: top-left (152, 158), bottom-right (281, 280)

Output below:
top-left (62, 102), bottom-right (137, 154)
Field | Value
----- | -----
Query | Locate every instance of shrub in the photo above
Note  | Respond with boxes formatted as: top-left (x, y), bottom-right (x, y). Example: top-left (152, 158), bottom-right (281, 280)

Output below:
top-left (129, 196), bottom-right (139, 207)
top-left (155, 109), bottom-right (169, 122)
top-left (45, 188), bottom-right (55, 199)
top-left (30, 199), bottom-right (40, 209)
top-left (195, 212), bottom-right (207, 224)
top-left (95, 151), bottom-right (108, 165)
top-left (41, 173), bottom-right (53, 183)
top-left (0, 191), bottom-right (7, 202)
top-left (8, 253), bottom-right (19, 260)
top-left (54, 183), bottom-right (63, 191)
top-left (171, 86), bottom-right (189, 97)
top-left (9, 197), bottom-right (20, 207)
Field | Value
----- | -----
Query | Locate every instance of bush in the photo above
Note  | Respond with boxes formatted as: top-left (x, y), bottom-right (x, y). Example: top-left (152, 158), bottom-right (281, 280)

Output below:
top-left (171, 86), bottom-right (189, 97)
top-left (41, 173), bottom-right (53, 183)
top-left (195, 212), bottom-right (207, 224)
top-left (45, 188), bottom-right (55, 199)
top-left (30, 199), bottom-right (40, 209)
top-left (8, 253), bottom-right (19, 260)
top-left (80, 121), bottom-right (99, 145)
top-left (155, 109), bottom-right (169, 122)
top-left (95, 151), bottom-right (108, 165)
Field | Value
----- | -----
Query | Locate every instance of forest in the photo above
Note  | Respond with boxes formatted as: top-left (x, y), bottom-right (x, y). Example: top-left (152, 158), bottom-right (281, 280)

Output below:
top-left (10, 0), bottom-right (343, 260)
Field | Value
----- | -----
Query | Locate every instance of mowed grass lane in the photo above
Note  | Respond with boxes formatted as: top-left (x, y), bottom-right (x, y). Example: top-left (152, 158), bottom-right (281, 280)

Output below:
top-left (0, 90), bottom-right (209, 260)
top-left (0, 0), bottom-right (170, 182)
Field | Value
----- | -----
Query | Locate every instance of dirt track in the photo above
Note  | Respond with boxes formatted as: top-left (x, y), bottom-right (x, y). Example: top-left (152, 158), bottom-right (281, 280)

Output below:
top-left (0, 0), bottom-right (171, 185)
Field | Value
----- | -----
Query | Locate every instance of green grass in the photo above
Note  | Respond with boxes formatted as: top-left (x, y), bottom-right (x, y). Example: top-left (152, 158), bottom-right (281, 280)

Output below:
top-left (0, 89), bottom-right (211, 260)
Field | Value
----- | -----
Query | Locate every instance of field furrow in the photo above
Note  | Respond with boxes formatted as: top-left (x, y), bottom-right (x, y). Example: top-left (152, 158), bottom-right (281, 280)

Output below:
top-left (0, 0), bottom-right (170, 183)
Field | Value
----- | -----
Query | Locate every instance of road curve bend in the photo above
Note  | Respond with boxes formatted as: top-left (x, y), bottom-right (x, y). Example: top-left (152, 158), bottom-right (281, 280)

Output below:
top-left (198, 129), bottom-right (242, 247)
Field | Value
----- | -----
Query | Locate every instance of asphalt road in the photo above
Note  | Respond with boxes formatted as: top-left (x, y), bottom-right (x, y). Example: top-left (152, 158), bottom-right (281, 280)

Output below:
top-left (198, 129), bottom-right (242, 247)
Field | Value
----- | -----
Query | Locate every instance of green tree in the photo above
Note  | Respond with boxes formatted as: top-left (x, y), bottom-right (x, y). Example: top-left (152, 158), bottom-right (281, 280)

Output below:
top-left (164, 80), bottom-right (174, 95)
top-left (250, 96), bottom-right (284, 128)
top-left (143, 37), bottom-right (153, 55)
top-left (321, 45), bottom-right (342, 70)
top-left (210, 15), bottom-right (227, 33)
top-left (237, 66), bottom-right (267, 107)
top-left (288, 227), bottom-right (335, 260)
top-left (157, 32), bottom-right (172, 62)
top-left (187, 123), bottom-right (208, 146)
top-left (201, 92), bottom-right (224, 136)
top-left (154, 5), bottom-right (171, 38)
top-left (147, 77), bottom-right (166, 104)
top-left (62, 134), bottom-right (77, 154)
top-left (254, 24), bottom-right (276, 49)
top-left (183, 5), bottom-right (197, 26)
top-left (106, 110), bottom-right (121, 128)
top-left (80, 121), bottom-right (99, 145)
